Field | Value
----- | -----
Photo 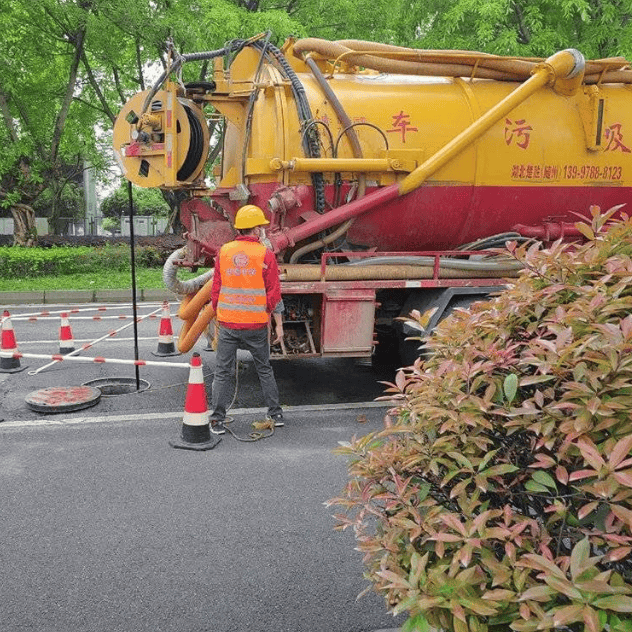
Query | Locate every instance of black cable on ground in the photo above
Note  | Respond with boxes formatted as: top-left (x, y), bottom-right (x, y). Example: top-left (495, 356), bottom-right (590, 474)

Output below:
top-left (220, 358), bottom-right (278, 442)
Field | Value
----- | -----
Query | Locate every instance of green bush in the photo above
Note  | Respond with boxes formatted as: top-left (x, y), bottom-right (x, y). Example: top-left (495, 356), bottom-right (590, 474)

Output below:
top-left (90, 243), bottom-right (130, 272)
top-left (331, 206), bottom-right (632, 632)
top-left (0, 244), bottom-right (170, 277)
top-left (135, 245), bottom-right (164, 268)
top-left (0, 244), bottom-right (133, 277)
top-left (0, 245), bottom-right (91, 276)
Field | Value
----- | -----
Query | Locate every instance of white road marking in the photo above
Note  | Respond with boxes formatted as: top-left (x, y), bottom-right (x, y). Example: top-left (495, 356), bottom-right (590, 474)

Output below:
top-left (0, 401), bottom-right (396, 429)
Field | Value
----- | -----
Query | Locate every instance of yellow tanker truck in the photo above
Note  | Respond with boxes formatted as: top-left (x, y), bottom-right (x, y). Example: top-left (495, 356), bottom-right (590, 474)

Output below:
top-left (113, 34), bottom-right (632, 364)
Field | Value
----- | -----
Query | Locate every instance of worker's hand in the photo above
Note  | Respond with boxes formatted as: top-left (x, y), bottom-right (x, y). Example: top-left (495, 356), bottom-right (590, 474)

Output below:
top-left (272, 322), bottom-right (284, 345)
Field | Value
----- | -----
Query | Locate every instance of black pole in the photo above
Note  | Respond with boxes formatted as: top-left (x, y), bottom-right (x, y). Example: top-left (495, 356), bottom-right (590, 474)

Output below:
top-left (127, 181), bottom-right (141, 390)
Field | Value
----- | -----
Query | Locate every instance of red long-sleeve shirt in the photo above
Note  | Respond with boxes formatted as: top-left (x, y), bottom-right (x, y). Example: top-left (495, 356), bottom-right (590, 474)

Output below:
top-left (211, 235), bottom-right (282, 330)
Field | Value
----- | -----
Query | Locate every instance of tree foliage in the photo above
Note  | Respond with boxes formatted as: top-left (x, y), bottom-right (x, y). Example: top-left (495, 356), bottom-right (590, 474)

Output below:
top-left (100, 183), bottom-right (170, 218)
top-left (1, 0), bottom-right (632, 243)
top-left (389, 0), bottom-right (632, 58)
top-left (331, 206), bottom-right (632, 632)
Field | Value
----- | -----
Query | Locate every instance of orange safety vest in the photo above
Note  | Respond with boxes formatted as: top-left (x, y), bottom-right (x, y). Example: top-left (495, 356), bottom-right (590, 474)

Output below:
top-left (217, 240), bottom-right (269, 325)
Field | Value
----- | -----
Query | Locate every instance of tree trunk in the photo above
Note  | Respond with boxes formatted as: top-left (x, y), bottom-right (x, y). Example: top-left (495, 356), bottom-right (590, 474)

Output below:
top-left (11, 203), bottom-right (37, 247)
top-left (162, 190), bottom-right (186, 234)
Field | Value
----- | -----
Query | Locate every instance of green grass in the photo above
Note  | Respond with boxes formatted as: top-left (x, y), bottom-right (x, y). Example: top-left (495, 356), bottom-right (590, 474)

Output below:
top-left (0, 268), bottom-right (169, 292)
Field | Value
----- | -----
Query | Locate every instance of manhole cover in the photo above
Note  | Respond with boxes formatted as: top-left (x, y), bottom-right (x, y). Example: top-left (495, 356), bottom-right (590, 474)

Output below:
top-left (82, 377), bottom-right (150, 396)
top-left (25, 386), bottom-right (102, 414)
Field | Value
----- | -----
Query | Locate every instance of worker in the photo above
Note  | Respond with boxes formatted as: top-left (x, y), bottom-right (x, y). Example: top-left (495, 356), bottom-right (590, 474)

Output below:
top-left (209, 204), bottom-right (284, 434)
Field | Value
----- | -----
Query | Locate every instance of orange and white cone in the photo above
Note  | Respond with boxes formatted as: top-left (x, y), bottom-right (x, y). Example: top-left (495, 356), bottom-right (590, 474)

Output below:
top-left (169, 353), bottom-right (220, 450)
top-left (58, 312), bottom-right (75, 355)
top-left (152, 301), bottom-right (180, 357)
top-left (1, 310), bottom-right (27, 373)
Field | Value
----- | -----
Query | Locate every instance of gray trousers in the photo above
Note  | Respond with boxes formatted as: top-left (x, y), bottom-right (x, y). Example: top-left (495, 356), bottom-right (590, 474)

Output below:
top-left (211, 325), bottom-right (282, 421)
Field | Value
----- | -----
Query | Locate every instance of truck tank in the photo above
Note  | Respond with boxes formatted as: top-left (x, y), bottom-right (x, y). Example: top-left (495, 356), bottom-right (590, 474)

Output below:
top-left (113, 36), bottom-right (632, 268)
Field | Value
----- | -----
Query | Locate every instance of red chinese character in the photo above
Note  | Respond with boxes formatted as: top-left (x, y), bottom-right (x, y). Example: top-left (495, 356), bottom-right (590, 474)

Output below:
top-left (605, 123), bottom-right (631, 153)
top-left (505, 118), bottom-right (533, 149)
top-left (386, 110), bottom-right (418, 143)
top-left (511, 165), bottom-right (520, 178)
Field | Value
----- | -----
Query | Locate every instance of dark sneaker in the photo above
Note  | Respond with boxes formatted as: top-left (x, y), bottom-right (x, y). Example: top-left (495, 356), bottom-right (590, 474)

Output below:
top-left (210, 420), bottom-right (226, 435)
top-left (268, 413), bottom-right (284, 428)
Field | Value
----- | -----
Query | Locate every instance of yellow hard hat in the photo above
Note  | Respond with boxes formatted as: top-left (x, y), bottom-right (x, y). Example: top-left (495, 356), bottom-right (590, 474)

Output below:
top-left (234, 204), bottom-right (270, 229)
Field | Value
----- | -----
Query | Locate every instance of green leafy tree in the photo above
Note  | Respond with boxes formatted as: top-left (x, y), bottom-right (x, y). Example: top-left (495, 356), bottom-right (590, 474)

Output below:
top-left (101, 216), bottom-right (120, 234)
top-left (0, 0), bottom-right (94, 243)
top-left (32, 181), bottom-right (85, 221)
top-left (0, 1), bottom-right (105, 243)
top-left (0, 0), bottom-right (179, 244)
top-left (390, 0), bottom-right (632, 58)
top-left (100, 182), bottom-right (170, 220)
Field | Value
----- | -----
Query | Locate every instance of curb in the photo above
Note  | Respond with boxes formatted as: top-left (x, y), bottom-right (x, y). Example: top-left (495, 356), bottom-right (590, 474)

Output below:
top-left (0, 289), bottom-right (176, 306)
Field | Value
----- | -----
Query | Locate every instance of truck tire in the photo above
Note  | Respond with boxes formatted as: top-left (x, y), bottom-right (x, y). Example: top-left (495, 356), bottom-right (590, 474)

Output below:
top-left (396, 288), bottom-right (498, 367)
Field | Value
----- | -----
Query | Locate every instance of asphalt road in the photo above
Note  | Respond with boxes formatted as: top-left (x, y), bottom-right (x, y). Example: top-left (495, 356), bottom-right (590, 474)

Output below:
top-left (0, 301), bottom-right (397, 422)
top-left (1, 302), bottom-right (404, 632)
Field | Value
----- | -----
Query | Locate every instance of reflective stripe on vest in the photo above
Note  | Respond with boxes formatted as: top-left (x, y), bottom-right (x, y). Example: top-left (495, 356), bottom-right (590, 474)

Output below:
top-left (217, 240), bottom-right (269, 325)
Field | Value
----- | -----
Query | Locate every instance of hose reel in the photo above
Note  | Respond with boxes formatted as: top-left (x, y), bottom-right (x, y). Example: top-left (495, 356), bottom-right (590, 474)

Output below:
top-left (113, 82), bottom-right (209, 188)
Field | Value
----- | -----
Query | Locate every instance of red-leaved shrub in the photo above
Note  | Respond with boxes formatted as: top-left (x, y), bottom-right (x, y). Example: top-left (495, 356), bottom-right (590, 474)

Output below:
top-left (331, 207), bottom-right (632, 632)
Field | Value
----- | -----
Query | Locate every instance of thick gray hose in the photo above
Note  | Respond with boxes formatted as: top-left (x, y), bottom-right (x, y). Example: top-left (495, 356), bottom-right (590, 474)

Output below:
top-left (345, 255), bottom-right (523, 271)
top-left (162, 248), bottom-right (214, 296)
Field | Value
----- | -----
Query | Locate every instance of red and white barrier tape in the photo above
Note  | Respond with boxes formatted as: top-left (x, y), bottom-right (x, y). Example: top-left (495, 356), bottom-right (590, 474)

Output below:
top-left (12, 314), bottom-right (160, 322)
top-left (27, 305), bottom-right (164, 375)
top-left (4, 303), bottom-right (171, 322)
top-left (12, 352), bottom-right (189, 369)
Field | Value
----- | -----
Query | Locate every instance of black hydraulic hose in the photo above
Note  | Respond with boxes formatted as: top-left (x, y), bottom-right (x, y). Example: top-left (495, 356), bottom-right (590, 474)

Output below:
top-left (250, 40), bottom-right (326, 213)
top-left (141, 41), bottom-right (250, 117)
top-left (240, 34), bottom-right (272, 183)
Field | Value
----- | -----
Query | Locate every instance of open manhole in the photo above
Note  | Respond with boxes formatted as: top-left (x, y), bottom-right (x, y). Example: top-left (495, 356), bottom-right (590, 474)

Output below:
top-left (82, 377), bottom-right (150, 396)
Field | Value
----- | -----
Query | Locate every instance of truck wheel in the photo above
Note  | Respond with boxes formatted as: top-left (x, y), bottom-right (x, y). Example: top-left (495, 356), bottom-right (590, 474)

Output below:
top-left (397, 292), bottom-right (493, 368)
top-left (372, 328), bottom-right (400, 368)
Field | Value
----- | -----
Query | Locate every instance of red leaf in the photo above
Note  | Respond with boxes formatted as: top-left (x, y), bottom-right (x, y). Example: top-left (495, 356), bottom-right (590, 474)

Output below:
top-left (582, 606), bottom-right (601, 632)
top-left (614, 470), bottom-right (632, 488)
top-left (604, 547), bottom-right (632, 562)
top-left (440, 513), bottom-right (468, 536)
top-left (578, 501), bottom-right (599, 520)
top-left (569, 469), bottom-right (597, 481)
top-left (519, 602), bottom-right (531, 620)
top-left (610, 435), bottom-right (632, 470)
top-left (552, 604), bottom-right (584, 627)
top-left (576, 437), bottom-right (605, 470)
top-left (556, 466), bottom-right (569, 484)
top-left (611, 505), bottom-right (632, 530)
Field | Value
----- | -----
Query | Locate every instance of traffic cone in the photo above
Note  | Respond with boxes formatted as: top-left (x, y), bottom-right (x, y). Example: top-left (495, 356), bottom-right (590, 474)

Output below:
top-left (169, 353), bottom-right (220, 451)
top-left (58, 312), bottom-right (75, 355)
top-left (1, 310), bottom-right (27, 373)
top-left (152, 301), bottom-right (180, 357)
